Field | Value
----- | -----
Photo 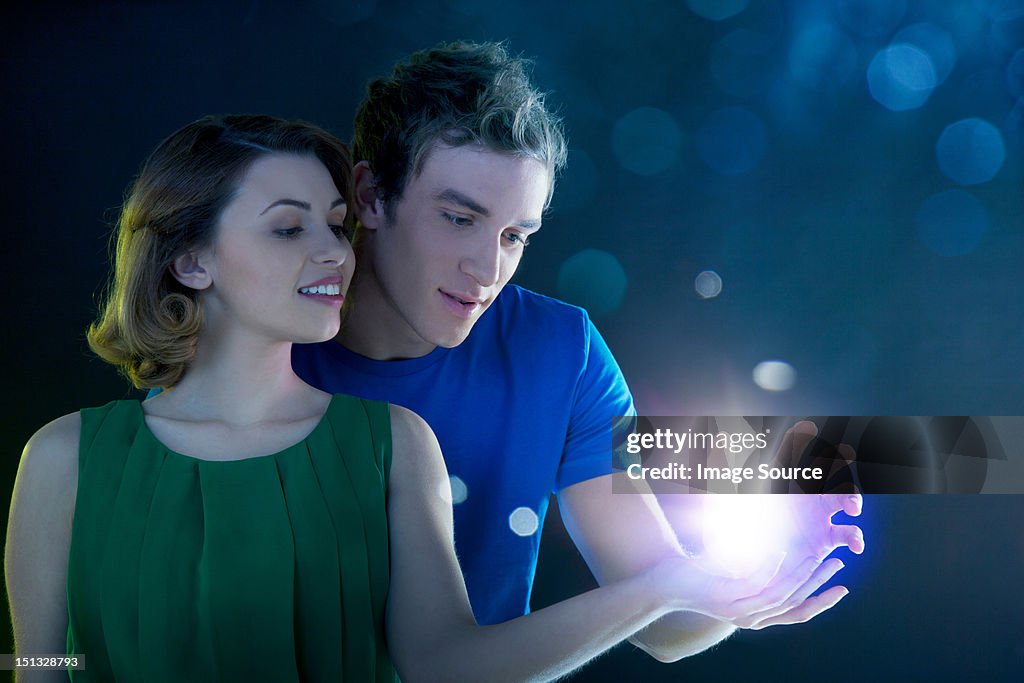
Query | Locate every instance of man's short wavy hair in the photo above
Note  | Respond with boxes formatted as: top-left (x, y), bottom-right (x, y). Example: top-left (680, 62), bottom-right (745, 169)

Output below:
top-left (87, 114), bottom-right (352, 390)
top-left (353, 41), bottom-right (568, 212)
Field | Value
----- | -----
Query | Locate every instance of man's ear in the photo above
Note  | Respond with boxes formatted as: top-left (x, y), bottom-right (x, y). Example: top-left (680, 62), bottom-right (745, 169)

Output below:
top-left (353, 160), bottom-right (386, 231)
top-left (170, 250), bottom-right (213, 291)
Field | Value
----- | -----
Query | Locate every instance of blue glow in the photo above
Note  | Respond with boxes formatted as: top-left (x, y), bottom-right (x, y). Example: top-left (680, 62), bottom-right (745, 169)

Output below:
top-left (867, 44), bottom-right (937, 111)
top-left (1008, 48), bottom-right (1024, 98)
top-left (610, 107), bottom-right (682, 176)
top-left (916, 190), bottom-right (989, 256)
top-left (836, 0), bottom-right (907, 38)
top-left (686, 0), bottom-right (747, 21)
top-left (894, 23), bottom-right (957, 85)
top-left (935, 118), bottom-right (1006, 185)
top-left (788, 24), bottom-right (858, 90)
top-left (557, 249), bottom-right (628, 317)
top-left (695, 107), bottom-right (767, 176)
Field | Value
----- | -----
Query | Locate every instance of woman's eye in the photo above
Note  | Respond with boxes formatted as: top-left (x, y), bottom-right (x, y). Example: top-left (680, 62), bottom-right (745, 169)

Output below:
top-left (442, 212), bottom-right (472, 228)
top-left (329, 224), bottom-right (351, 239)
top-left (274, 227), bottom-right (304, 239)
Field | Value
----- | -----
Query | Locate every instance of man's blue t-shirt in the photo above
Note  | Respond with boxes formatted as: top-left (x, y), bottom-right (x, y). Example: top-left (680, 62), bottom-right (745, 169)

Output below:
top-left (292, 284), bottom-right (635, 625)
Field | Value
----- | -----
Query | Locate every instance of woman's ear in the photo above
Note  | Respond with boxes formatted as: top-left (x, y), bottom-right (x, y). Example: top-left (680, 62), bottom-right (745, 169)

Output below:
top-left (353, 160), bottom-right (386, 231)
top-left (170, 250), bottom-right (213, 291)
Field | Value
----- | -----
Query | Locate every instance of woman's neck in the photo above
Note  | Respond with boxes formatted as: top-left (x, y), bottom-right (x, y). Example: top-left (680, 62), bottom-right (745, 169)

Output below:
top-left (151, 324), bottom-right (324, 427)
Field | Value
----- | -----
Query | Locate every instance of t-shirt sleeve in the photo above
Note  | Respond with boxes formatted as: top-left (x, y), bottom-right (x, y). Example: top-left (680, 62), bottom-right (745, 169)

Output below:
top-left (554, 313), bottom-right (636, 491)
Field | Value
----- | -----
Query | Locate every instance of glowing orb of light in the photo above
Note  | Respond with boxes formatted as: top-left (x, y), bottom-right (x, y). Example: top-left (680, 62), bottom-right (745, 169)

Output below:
top-left (867, 44), bottom-right (936, 112)
top-left (695, 270), bottom-right (723, 298)
top-left (702, 495), bottom-right (793, 577)
top-left (753, 360), bottom-right (797, 392)
top-left (509, 507), bottom-right (539, 537)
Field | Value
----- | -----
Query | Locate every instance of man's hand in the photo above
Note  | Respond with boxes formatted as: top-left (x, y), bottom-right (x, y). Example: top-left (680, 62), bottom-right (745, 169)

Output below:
top-left (646, 552), bottom-right (848, 629)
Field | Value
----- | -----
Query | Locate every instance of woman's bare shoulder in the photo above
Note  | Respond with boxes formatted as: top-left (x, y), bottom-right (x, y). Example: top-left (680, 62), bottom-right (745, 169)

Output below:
top-left (18, 411), bottom-right (81, 488)
top-left (387, 405), bottom-right (447, 485)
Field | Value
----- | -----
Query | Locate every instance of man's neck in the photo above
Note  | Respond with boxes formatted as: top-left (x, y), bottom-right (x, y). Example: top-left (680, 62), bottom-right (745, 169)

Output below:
top-left (336, 272), bottom-right (438, 361)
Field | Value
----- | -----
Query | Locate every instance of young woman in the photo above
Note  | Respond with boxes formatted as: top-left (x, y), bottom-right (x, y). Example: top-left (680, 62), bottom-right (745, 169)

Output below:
top-left (6, 115), bottom-right (843, 682)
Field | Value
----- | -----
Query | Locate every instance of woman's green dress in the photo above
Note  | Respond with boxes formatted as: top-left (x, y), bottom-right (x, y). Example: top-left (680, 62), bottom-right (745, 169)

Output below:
top-left (66, 394), bottom-right (398, 682)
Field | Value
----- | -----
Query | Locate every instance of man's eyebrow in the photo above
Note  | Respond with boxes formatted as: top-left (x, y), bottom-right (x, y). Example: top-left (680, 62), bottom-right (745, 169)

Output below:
top-left (434, 188), bottom-right (541, 230)
top-left (259, 198), bottom-right (345, 214)
top-left (434, 188), bottom-right (490, 216)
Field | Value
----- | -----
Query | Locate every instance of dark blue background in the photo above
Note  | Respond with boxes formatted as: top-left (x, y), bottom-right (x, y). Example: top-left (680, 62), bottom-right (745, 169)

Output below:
top-left (2, 1), bottom-right (1022, 680)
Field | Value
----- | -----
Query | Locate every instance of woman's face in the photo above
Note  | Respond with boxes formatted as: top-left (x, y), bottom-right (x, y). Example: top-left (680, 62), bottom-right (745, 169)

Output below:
top-left (196, 153), bottom-right (354, 345)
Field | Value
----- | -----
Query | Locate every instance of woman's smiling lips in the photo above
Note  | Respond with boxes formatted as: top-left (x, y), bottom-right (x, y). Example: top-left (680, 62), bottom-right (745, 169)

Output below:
top-left (299, 276), bottom-right (345, 306)
top-left (439, 289), bottom-right (483, 318)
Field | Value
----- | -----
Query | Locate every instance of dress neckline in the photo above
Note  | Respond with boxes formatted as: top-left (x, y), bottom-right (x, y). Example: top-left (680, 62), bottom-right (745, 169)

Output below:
top-left (132, 395), bottom-right (336, 463)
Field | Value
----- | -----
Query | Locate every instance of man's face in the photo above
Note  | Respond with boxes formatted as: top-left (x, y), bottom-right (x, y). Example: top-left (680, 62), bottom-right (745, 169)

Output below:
top-left (355, 143), bottom-right (549, 359)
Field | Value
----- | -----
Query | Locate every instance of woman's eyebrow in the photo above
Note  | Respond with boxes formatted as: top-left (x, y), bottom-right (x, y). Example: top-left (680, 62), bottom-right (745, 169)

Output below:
top-left (259, 197), bottom-right (346, 214)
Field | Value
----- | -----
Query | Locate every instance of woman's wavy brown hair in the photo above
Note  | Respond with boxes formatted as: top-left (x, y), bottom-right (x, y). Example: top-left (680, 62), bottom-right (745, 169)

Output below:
top-left (87, 114), bottom-right (352, 389)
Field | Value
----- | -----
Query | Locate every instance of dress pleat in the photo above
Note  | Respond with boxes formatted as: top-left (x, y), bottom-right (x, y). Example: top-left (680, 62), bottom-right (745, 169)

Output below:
top-left (66, 395), bottom-right (397, 682)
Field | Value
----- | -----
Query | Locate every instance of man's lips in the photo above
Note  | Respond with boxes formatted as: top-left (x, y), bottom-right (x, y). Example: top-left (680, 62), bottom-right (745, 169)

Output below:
top-left (440, 290), bottom-right (484, 305)
top-left (439, 289), bottom-right (485, 319)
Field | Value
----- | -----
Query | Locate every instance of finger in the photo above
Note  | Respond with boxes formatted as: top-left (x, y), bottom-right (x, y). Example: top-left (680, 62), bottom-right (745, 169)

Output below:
top-left (830, 523), bottom-right (866, 554)
top-left (729, 556), bottom-right (821, 615)
top-left (842, 492), bottom-right (863, 517)
top-left (738, 557), bottom-right (845, 624)
top-left (745, 585), bottom-right (850, 630)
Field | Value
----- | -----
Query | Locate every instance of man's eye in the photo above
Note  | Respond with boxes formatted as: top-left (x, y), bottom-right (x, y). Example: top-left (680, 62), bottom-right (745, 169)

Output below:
top-left (442, 212), bottom-right (472, 228)
top-left (274, 227), bottom-right (303, 238)
top-left (504, 231), bottom-right (530, 247)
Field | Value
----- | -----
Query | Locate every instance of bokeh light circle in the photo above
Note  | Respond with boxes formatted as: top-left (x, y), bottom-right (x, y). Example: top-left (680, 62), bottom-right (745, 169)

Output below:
top-left (893, 23), bottom-right (957, 85)
top-left (867, 44), bottom-right (937, 111)
top-left (695, 107), bottom-right (767, 176)
top-left (753, 360), bottom-right (797, 391)
top-left (449, 475), bottom-right (468, 505)
top-left (936, 118), bottom-right (1006, 185)
top-left (686, 0), bottom-right (748, 21)
top-left (557, 249), bottom-right (628, 317)
top-left (508, 507), bottom-right (539, 537)
top-left (916, 189), bottom-right (989, 256)
top-left (611, 107), bottom-right (683, 176)
top-left (695, 270), bottom-right (723, 298)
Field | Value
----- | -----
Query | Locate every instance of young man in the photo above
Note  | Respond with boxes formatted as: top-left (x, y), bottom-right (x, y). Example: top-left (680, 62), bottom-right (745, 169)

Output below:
top-left (293, 41), bottom-right (864, 660)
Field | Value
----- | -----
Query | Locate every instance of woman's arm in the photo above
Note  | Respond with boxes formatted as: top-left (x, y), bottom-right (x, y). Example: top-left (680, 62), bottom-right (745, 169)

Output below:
top-left (5, 413), bottom-right (80, 683)
top-left (384, 407), bottom-right (838, 683)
